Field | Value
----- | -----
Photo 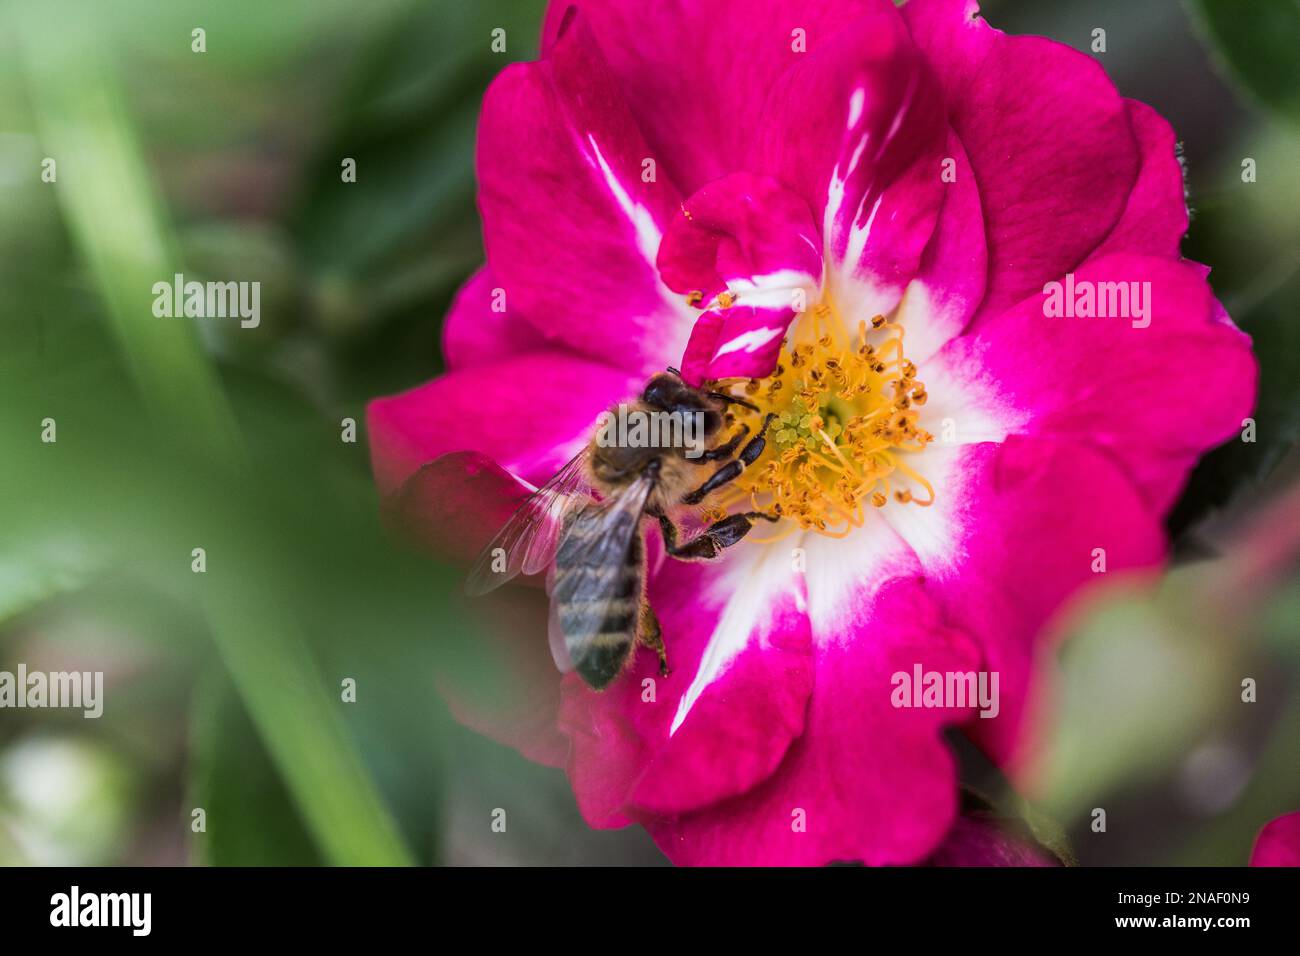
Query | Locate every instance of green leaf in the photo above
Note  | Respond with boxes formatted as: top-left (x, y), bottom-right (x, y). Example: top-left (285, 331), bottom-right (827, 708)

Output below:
top-left (1031, 577), bottom-right (1237, 823)
top-left (0, 528), bottom-right (100, 627)
top-left (1015, 796), bottom-right (1078, 867)
top-left (1189, 0), bottom-right (1300, 127)
top-left (13, 6), bottom-right (414, 867)
top-left (290, 0), bottom-right (543, 276)
top-left (189, 676), bottom-right (323, 866)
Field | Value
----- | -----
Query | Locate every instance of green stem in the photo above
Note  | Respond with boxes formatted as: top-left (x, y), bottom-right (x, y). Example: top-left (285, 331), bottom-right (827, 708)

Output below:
top-left (14, 3), bottom-right (414, 867)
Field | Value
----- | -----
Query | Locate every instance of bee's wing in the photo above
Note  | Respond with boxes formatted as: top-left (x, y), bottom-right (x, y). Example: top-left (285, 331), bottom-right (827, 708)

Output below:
top-left (546, 586), bottom-right (571, 672)
top-left (547, 473), bottom-right (655, 675)
top-left (464, 451), bottom-right (592, 596)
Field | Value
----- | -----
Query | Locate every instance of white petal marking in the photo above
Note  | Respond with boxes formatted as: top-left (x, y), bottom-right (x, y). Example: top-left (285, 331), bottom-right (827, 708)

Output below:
top-left (878, 444), bottom-right (972, 573)
top-left (919, 340), bottom-right (1028, 444)
top-left (802, 519), bottom-right (914, 645)
top-left (722, 268), bottom-right (819, 310)
top-left (669, 543), bottom-right (801, 736)
top-left (713, 325), bottom-right (785, 360)
top-left (843, 193), bottom-right (883, 274)
top-left (586, 134), bottom-right (663, 267)
top-left (846, 87), bottom-right (866, 130)
top-left (583, 134), bottom-right (698, 365)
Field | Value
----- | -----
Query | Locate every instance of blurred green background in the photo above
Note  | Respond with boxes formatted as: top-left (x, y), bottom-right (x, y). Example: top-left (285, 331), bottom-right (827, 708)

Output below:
top-left (0, 0), bottom-right (1296, 866)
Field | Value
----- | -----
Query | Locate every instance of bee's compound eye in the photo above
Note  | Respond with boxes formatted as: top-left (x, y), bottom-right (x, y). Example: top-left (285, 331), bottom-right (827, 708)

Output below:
top-left (641, 374), bottom-right (677, 408)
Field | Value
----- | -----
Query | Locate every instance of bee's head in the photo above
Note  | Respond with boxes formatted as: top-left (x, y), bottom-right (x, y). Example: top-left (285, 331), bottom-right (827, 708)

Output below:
top-left (640, 371), bottom-right (686, 409)
top-left (641, 372), bottom-right (724, 437)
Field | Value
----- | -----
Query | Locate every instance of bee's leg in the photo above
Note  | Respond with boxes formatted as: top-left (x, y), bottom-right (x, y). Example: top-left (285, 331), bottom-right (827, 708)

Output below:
top-left (638, 600), bottom-right (669, 677)
top-left (682, 460), bottom-right (743, 505)
top-left (695, 424), bottom-right (749, 462)
top-left (736, 412), bottom-right (777, 465)
top-left (682, 413), bottom-right (776, 505)
top-left (654, 510), bottom-right (777, 562)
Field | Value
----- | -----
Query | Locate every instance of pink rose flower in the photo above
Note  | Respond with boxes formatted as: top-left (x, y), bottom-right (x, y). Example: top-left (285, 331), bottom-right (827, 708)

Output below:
top-left (368, 0), bottom-right (1256, 864)
top-left (1251, 811), bottom-right (1300, 867)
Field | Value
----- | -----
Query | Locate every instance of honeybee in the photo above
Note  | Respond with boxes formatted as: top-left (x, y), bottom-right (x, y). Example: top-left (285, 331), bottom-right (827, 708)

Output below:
top-left (466, 369), bottom-right (776, 690)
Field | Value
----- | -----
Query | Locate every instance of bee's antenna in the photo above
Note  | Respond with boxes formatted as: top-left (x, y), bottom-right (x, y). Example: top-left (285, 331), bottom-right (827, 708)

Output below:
top-left (708, 391), bottom-right (761, 413)
top-left (666, 366), bottom-right (682, 378)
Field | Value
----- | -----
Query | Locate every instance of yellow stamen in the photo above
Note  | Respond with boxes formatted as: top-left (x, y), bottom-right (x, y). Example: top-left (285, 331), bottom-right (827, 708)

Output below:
top-left (707, 292), bottom-right (936, 538)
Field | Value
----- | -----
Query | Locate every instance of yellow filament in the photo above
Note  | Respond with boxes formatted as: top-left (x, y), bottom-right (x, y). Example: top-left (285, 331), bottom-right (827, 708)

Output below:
top-left (702, 291), bottom-right (937, 538)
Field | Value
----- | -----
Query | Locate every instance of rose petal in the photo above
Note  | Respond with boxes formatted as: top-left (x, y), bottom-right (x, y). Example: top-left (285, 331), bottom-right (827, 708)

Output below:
top-left (1250, 810), bottom-right (1300, 867)
top-left (1090, 101), bottom-right (1189, 261)
top-left (645, 576), bottom-right (981, 865)
top-left (559, 538), bottom-right (814, 825)
top-left (541, 0), bottom-right (878, 193)
top-left (903, 0), bottom-right (1141, 319)
top-left (921, 438), bottom-right (1167, 770)
top-left (659, 173), bottom-right (822, 381)
top-left (479, 10), bottom-right (694, 376)
top-left (758, 5), bottom-right (948, 322)
top-left (441, 266), bottom-right (551, 371)
top-left (892, 129), bottom-right (987, 364)
top-left (934, 254), bottom-right (1257, 513)
top-left (367, 351), bottom-right (641, 493)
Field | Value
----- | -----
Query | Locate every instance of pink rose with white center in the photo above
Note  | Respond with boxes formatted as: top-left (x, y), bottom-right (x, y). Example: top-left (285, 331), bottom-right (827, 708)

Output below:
top-left (367, 0), bottom-right (1256, 865)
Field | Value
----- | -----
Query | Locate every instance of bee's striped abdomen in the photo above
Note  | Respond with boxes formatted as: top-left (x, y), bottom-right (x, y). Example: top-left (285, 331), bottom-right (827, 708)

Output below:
top-left (552, 506), bottom-right (644, 690)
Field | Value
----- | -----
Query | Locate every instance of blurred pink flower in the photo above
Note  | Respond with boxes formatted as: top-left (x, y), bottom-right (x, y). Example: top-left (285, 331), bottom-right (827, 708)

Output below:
top-left (926, 812), bottom-right (1059, 867)
top-left (368, 0), bottom-right (1255, 864)
top-left (1251, 811), bottom-right (1300, 867)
